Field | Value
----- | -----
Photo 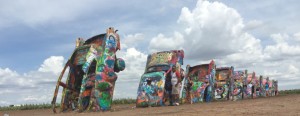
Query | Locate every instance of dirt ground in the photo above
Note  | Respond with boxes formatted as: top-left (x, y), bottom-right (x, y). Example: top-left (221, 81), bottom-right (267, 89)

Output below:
top-left (1, 94), bottom-right (300, 116)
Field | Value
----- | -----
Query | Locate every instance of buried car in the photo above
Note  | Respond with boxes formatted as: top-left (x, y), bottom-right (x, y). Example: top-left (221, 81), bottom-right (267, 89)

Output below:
top-left (136, 50), bottom-right (184, 107)
top-left (259, 76), bottom-right (268, 97)
top-left (51, 27), bottom-right (125, 112)
top-left (181, 60), bottom-right (216, 104)
top-left (232, 70), bottom-right (246, 101)
top-left (272, 80), bottom-right (279, 96)
top-left (215, 67), bottom-right (234, 100)
top-left (243, 72), bottom-right (259, 99)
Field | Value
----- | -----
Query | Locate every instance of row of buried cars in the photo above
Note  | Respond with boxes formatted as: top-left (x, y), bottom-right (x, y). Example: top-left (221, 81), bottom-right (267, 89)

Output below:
top-left (51, 28), bottom-right (279, 112)
top-left (136, 50), bottom-right (279, 107)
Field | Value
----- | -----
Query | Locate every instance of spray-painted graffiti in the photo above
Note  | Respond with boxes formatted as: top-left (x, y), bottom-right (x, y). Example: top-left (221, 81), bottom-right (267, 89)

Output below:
top-left (50, 27), bottom-right (281, 112)
top-left (232, 70), bottom-right (245, 101)
top-left (136, 72), bottom-right (165, 107)
top-left (274, 80), bottom-right (279, 96)
top-left (252, 75), bottom-right (260, 98)
top-left (79, 28), bottom-right (125, 111)
top-left (257, 76), bottom-right (279, 98)
top-left (259, 76), bottom-right (267, 97)
top-left (269, 79), bottom-right (275, 96)
top-left (51, 27), bottom-right (125, 113)
top-left (243, 72), bottom-right (259, 99)
top-left (215, 67), bottom-right (233, 100)
top-left (181, 60), bottom-right (216, 104)
top-left (136, 50), bottom-right (184, 107)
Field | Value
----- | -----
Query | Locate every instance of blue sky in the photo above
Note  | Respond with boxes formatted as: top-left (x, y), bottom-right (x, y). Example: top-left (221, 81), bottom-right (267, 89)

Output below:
top-left (1, 0), bottom-right (300, 106)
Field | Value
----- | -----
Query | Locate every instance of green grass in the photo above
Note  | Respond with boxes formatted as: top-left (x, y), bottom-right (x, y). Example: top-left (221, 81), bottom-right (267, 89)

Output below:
top-left (112, 98), bottom-right (136, 105)
top-left (279, 89), bottom-right (300, 95)
top-left (0, 98), bottom-right (136, 111)
top-left (0, 103), bottom-right (59, 111)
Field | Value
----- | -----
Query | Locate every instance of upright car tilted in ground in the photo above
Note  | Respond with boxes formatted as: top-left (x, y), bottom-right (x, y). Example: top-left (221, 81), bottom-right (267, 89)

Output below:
top-left (232, 70), bottom-right (246, 100)
top-left (136, 50), bottom-right (184, 107)
top-left (259, 76), bottom-right (268, 97)
top-left (215, 67), bottom-right (234, 101)
top-left (51, 27), bottom-right (125, 112)
top-left (243, 72), bottom-right (259, 99)
top-left (181, 60), bottom-right (216, 104)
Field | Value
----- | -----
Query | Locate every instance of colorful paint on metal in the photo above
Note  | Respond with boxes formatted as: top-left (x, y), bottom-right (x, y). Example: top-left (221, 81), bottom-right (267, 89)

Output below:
top-left (274, 80), bottom-right (279, 96)
top-left (259, 76), bottom-right (267, 97)
top-left (51, 27), bottom-right (125, 113)
top-left (136, 72), bottom-right (165, 107)
top-left (50, 26), bottom-right (281, 112)
top-left (181, 60), bottom-right (216, 104)
top-left (232, 70), bottom-right (245, 101)
top-left (254, 76), bottom-right (260, 98)
top-left (243, 72), bottom-right (258, 99)
top-left (136, 50), bottom-right (184, 107)
top-left (215, 67), bottom-right (233, 100)
top-left (265, 77), bottom-right (270, 97)
top-left (269, 79), bottom-right (276, 96)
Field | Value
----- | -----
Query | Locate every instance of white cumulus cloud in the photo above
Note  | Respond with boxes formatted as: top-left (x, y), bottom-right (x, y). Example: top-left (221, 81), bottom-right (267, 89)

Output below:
top-left (0, 56), bottom-right (65, 106)
top-left (121, 33), bottom-right (145, 49)
top-left (294, 32), bottom-right (300, 42)
top-left (148, 0), bottom-right (264, 68)
top-left (177, 0), bottom-right (263, 62)
top-left (147, 0), bottom-right (300, 90)
top-left (114, 47), bottom-right (148, 99)
top-left (38, 56), bottom-right (64, 74)
top-left (264, 33), bottom-right (300, 61)
top-left (149, 32), bottom-right (184, 53)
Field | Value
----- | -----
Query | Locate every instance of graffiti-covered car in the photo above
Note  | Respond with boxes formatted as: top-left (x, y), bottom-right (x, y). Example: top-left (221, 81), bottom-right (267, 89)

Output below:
top-left (181, 60), bottom-right (216, 104)
top-left (136, 50), bottom-right (184, 107)
top-left (51, 27), bottom-right (125, 112)
top-left (232, 70), bottom-right (246, 101)
top-left (215, 67), bottom-right (233, 100)
top-left (274, 80), bottom-right (279, 96)
top-left (243, 72), bottom-right (259, 99)
top-left (268, 79), bottom-right (276, 96)
top-left (259, 76), bottom-right (269, 97)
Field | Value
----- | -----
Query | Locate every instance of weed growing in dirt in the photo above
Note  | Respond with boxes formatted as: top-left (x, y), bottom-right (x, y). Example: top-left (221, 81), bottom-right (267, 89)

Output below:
top-left (0, 103), bottom-right (59, 111)
top-left (279, 89), bottom-right (300, 95)
top-left (0, 98), bottom-right (136, 111)
top-left (112, 98), bottom-right (136, 105)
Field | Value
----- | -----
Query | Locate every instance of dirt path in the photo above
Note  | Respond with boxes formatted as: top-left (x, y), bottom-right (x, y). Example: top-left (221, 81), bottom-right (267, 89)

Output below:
top-left (1, 94), bottom-right (300, 116)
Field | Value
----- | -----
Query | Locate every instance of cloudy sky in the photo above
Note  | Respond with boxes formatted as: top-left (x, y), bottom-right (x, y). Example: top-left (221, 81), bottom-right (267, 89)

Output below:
top-left (1, 0), bottom-right (300, 106)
